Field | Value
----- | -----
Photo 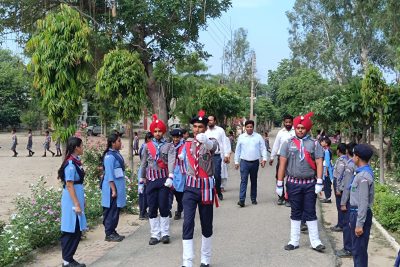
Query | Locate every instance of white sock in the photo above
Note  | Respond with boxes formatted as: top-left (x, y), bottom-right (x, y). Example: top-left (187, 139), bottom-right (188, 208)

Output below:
top-left (63, 260), bottom-right (69, 265)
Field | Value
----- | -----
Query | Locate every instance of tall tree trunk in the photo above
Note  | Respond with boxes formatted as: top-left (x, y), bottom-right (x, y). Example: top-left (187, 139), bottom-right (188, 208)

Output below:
top-left (378, 108), bottom-right (385, 183)
top-left (145, 62), bottom-right (168, 124)
top-left (128, 120), bottom-right (134, 172)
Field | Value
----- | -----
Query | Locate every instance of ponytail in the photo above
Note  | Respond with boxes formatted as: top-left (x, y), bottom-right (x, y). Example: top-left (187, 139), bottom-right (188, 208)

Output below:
top-left (101, 133), bottom-right (120, 163)
top-left (57, 137), bottom-right (82, 182)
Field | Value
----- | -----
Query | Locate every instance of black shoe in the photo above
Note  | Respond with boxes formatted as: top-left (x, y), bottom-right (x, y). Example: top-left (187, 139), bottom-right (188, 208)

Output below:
top-left (320, 199), bottom-right (332, 203)
top-left (285, 201), bottom-right (291, 207)
top-left (42, 154), bottom-right (46, 157)
top-left (277, 199), bottom-right (285, 205)
top-left (336, 248), bottom-right (352, 258)
top-left (105, 233), bottom-right (123, 242)
top-left (139, 215), bottom-right (148, 220)
top-left (284, 244), bottom-right (299, 250)
top-left (114, 231), bottom-right (125, 239)
top-left (62, 260), bottom-right (86, 267)
top-left (149, 237), bottom-right (160, 245)
top-left (312, 244), bottom-right (326, 252)
top-left (237, 200), bottom-right (245, 207)
top-left (52, 152), bottom-right (55, 157)
top-left (218, 194), bottom-right (223, 201)
top-left (330, 225), bottom-right (343, 232)
top-left (174, 211), bottom-right (182, 220)
top-left (32, 151), bottom-right (35, 156)
top-left (300, 223), bottom-right (308, 232)
top-left (169, 211), bottom-right (172, 218)
top-left (252, 200), bottom-right (258, 205)
top-left (161, 235), bottom-right (170, 244)
top-left (200, 264), bottom-right (210, 267)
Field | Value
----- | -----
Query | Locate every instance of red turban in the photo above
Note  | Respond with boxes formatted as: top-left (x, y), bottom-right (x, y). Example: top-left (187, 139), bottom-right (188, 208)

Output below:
top-left (149, 114), bottom-right (167, 133)
top-left (293, 112), bottom-right (314, 132)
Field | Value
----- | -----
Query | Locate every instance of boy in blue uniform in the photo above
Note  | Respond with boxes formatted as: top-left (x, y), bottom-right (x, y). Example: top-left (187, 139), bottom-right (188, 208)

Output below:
top-left (277, 112), bottom-right (326, 252)
top-left (321, 137), bottom-right (334, 203)
top-left (170, 128), bottom-right (186, 220)
top-left (336, 142), bottom-right (357, 258)
top-left (181, 110), bottom-right (218, 267)
top-left (58, 137), bottom-right (87, 267)
top-left (101, 133), bottom-right (126, 242)
top-left (138, 115), bottom-right (176, 245)
top-left (349, 144), bottom-right (374, 267)
top-left (138, 132), bottom-right (153, 220)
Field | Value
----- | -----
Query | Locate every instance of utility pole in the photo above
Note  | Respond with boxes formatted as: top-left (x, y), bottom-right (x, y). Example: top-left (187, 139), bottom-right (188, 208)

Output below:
top-left (250, 52), bottom-right (256, 120)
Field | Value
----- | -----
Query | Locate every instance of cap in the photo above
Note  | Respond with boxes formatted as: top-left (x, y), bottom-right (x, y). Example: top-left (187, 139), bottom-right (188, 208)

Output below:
top-left (170, 128), bottom-right (183, 137)
top-left (190, 110), bottom-right (209, 126)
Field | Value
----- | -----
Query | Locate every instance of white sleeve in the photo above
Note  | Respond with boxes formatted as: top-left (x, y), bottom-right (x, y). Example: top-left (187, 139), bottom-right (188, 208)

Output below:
top-left (270, 131), bottom-right (281, 160)
top-left (224, 136), bottom-right (231, 154)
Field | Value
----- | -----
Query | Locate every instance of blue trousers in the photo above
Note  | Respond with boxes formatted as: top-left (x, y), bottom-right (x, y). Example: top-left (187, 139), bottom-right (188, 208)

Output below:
top-left (103, 192), bottom-right (120, 236)
top-left (239, 160), bottom-right (259, 202)
top-left (168, 190), bottom-right (183, 212)
top-left (61, 216), bottom-right (81, 262)
top-left (342, 203), bottom-right (352, 251)
top-left (395, 250), bottom-right (400, 267)
top-left (350, 209), bottom-right (372, 267)
top-left (139, 185), bottom-right (148, 217)
top-left (213, 155), bottom-right (222, 196)
top-left (286, 179), bottom-right (317, 221)
top-left (182, 186), bottom-right (213, 240)
top-left (323, 176), bottom-right (332, 199)
top-left (333, 179), bottom-right (344, 228)
top-left (146, 178), bottom-right (169, 218)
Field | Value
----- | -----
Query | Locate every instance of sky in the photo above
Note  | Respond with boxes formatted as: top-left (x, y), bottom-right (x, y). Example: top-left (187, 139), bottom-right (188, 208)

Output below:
top-left (1, 0), bottom-right (296, 83)
top-left (199, 0), bottom-right (296, 83)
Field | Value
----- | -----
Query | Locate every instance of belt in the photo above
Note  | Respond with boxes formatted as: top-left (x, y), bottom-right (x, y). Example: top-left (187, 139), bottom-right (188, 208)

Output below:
top-left (241, 159), bottom-right (259, 163)
top-left (349, 206), bottom-right (371, 212)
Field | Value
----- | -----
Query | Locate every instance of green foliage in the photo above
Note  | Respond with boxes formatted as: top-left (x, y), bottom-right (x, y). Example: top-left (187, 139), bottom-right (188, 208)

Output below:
top-left (0, 49), bottom-right (31, 128)
top-left (25, 4), bottom-right (92, 142)
top-left (199, 86), bottom-right (243, 124)
top-left (392, 127), bottom-right (400, 169)
top-left (96, 49), bottom-right (147, 123)
top-left (361, 64), bottom-right (388, 116)
top-left (254, 97), bottom-right (278, 125)
top-left (373, 183), bottom-right (400, 232)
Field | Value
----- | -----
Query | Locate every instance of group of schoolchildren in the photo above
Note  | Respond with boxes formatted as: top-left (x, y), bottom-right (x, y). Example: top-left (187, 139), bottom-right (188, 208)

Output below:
top-left (8, 128), bottom-right (62, 157)
top-left (58, 111), bottom-right (218, 267)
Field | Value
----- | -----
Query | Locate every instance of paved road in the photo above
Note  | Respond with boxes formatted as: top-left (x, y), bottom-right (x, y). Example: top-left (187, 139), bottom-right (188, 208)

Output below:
top-left (90, 144), bottom-right (336, 267)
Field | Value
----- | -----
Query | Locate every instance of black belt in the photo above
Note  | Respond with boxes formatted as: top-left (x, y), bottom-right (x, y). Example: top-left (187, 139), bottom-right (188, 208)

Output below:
top-left (63, 180), bottom-right (84, 188)
top-left (349, 206), bottom-right (371, 212)
top-left (241, 159), bottom-right (259, 163)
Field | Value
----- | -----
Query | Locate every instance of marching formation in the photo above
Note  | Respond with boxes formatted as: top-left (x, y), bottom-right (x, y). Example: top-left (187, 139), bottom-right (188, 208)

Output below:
top-left (55, 110), bottom-right (377, 267)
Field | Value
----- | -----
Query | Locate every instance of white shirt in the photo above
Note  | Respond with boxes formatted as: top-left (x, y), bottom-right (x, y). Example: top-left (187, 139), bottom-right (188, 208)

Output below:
top-left (270, 127), bottom-right (295, 160)
top-left (205, 126), bottom-right (229, 157)
top-left (234, 132), bottom-right (267, 164)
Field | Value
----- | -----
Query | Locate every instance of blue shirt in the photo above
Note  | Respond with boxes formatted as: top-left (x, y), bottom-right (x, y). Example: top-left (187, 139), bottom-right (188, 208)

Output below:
top-left (234, 132), bottom-right (267, 164)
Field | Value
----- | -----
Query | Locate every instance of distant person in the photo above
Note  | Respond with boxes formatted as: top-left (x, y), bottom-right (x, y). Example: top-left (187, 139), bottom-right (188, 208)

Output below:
top-left (43, 130), bottom-right (55, 157)
top-left (221, 135), bottom-right (232, 192)
top-left (264, 131), bottom-right (271, 153)
top-left (55, 138), bottom-right (62, 157)
top-left (138, 132), bottom-right (153, 220)
top-left (181, 129), bottom-right (190, 140)
top-left (26, 129), bottom-right (35, 157)
top-left (349, 144), bottom-right (374, 267)
top-left (234, 120), bottom-right (267, 207)
top-left (11, 128), bottom-right (18, 157)
top-left (334, 130), bottom-right (342, 144)
top-left (101, 133), bottom-right (127, 242)
top-left (269, 114), bottom-right (295, 206)
top-left (58, 136), bottom-right (87, 267)
top-left (228, 130), bottom-right (236, 151)
top-left (133, 132), bottom-right (139, 155)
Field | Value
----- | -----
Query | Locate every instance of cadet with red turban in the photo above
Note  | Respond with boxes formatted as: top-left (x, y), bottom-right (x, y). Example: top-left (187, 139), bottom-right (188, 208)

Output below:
top-left (138, 115), bottom-right (176, 245)
top-left (276, 112), bottom-right (326, 252)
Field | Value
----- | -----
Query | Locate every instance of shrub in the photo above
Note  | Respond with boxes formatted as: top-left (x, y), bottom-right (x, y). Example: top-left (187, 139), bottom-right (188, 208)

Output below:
top-left (373, 183), bottom-right (400, 232)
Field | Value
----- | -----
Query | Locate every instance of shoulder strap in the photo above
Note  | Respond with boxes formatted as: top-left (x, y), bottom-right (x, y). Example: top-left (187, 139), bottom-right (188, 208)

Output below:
top-left (107, 150), bottom-right (125, 171)
top-left (185, 141), bottom-right (209, 178)
top-left (147, 142), bottom-right (157, 159)
top-left (292, 138), bottom-right (317, 171)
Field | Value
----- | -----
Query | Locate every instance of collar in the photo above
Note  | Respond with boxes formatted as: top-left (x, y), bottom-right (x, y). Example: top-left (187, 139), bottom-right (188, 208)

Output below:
top-left (294, 134), bottom-right (311, 140)
top-left (245, 132), bottom-right (255, 137)
top-left (355, 164), bottom-right (372, 173)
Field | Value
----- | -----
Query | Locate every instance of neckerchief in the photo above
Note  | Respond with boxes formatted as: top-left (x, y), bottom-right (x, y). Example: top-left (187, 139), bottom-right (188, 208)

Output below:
top-left (294, 134), bottom-right (311, 161)
top-left (348, 164), bottom-right (374, 190)
top-left (151, 138), bottom-right (166, 162)
top-left (174, 140), bottom-right (185, 157)
top-left (64, 154), bottom-right (85, 180)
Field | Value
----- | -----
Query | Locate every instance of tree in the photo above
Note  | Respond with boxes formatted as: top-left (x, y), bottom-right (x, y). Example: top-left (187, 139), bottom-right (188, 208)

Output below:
top-left (1, 0), bottom-right (233, 124)
top-left (198, 86), bottom-right (243, 125)
top-left (0, 49), bottom-right (31, 128)
top-left (25, 4), bottom-right (92, 143)
top-left (361, 64), bottom-right (389, 183)
top-left (96, 49), bottom-right (147, 171)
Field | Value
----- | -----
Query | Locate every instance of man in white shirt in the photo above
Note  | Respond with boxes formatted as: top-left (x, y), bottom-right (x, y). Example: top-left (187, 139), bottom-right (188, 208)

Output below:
top-left (205, 115), bottom-right (230, 200)
top-left (234, 120), bottom-right (267, 207)
top-left (269, 114), bottom-right (295, 206)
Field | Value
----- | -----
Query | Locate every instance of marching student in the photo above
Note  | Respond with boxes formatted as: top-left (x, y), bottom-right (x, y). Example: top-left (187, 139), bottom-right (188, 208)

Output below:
top-left (181, 110), bottom-right (219, 267)
top-left (276, 112), bottom-right (326, 252)
top-left (56, 138), bottom-right (62, 157)
top-left (58, 137), bottom-right (87, 267)
top-left (26, 129), bottom-right (35, 156)
top-left (349, 144), bottom-right (375, 267)
top-left (11, 128), bottom-right (18, 157)
top-left (101, 133), bottom-right (126, 242)
top-left (138, 115), bottom-right (175, 245)
top-left (43, 130), bottom-right (55, 157)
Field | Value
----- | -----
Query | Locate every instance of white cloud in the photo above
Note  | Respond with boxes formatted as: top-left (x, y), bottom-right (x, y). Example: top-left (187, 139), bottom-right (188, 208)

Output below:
top-left (231, 0), bottom-right (272, 8)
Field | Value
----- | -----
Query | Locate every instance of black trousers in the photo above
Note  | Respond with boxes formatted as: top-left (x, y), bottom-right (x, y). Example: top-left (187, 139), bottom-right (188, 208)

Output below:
top-left (213, 155), bottom-right (222, 196)
top-left (61, 216), bottom-right (81, 262)
top-left (139, 185), bottom-right (148, 217)
top-left (286, 179), bottom-right (317, 221)
top-left (182, 186), bottom-right (213, 240)
top-left (275, 156), bottom-right (287, 201)
top-left (333, 179), bottom-right (345, 228)
top-left (173, 190), bottom-right (184, 212)
top-left (146, 178), bottom-right (169, 218)
top-left (350, 209), bottom-right (372, 267)
top-left (342, 202), bottom-right (352, 251)
top-left (103, 192), bottom-right (120, 236)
